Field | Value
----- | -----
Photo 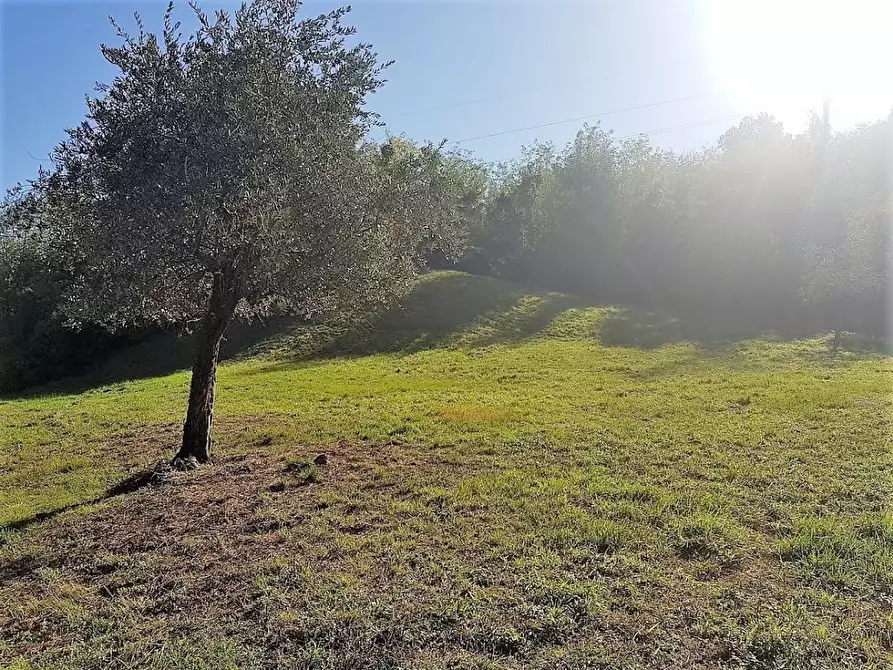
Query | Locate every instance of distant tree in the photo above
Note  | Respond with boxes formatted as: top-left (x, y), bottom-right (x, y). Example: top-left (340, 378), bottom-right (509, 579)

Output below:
top-left (471, 143), bottom-right (558, 276)
top-left (800, 109), bottom-right (890, 350)
top-left (21, 0), bottom-right (465, 464)
top-left (801, 210), bottom-right (886, 351)
top-left (375, 136), bottom-right (489, 269)
top-left (0, 196), bottom-right (118, 391)
top-left (524, 124), bottom-right (619, 296)
top-left (0, 236), bottom-right (64, 389)
top-left (692, 114), bottom-right (808, 323)
top-left (613, 138), bottom-right (682, 306)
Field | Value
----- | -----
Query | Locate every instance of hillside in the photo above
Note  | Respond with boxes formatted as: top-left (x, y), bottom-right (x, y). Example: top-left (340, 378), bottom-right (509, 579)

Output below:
top-left (1, 272), bottom-right (891, 669)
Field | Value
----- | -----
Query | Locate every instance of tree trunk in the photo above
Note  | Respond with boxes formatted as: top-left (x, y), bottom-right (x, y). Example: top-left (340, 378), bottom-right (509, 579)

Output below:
top-left (830, 294), bottom-right (844, 353)
top-left (831, 327), bottom-right (842, 353)
top-left (173, 274), bottom-right (238, 464)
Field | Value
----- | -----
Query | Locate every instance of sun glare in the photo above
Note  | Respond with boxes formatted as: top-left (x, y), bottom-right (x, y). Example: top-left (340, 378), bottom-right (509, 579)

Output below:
top-left (703, 0), bottom-right (893, 131)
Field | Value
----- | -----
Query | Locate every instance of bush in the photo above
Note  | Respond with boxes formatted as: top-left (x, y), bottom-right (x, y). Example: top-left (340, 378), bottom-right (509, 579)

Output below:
top-left (0, 239), bottom-right (118, 392)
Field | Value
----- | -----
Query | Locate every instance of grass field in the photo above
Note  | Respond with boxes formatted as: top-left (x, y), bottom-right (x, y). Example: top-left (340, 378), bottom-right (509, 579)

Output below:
top-left (1, 272), bottom-right (891, 669)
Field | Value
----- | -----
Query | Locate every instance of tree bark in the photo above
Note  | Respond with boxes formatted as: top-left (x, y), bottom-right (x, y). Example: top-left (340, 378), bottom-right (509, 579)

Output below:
top-left (173, 273), bottom-right (239, 464)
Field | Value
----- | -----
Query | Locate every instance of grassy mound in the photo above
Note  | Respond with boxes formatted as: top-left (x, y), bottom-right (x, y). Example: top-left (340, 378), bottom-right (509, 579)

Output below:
top-left (1, 272), bottom-right (891, 668)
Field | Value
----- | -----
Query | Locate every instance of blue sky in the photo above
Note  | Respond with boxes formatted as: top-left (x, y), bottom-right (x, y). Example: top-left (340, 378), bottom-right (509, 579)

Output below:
top-left (2, 0), bottom-right (891, 191)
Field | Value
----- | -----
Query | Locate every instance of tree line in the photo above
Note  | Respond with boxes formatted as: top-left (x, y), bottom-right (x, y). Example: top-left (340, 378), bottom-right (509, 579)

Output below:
top-left (1, 0), bottom-right (889, 462)
top-left (456, 110), bottom-right (890, 347)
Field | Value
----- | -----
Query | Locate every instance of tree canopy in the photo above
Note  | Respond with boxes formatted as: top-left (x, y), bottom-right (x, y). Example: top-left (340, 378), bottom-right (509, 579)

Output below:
top-left (7, 0), bottom-right (472, 462)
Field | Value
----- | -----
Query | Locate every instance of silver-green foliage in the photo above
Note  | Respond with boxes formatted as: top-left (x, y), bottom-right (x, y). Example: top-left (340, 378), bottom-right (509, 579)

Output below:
top-left (26, 0), bottom-right (468, 331)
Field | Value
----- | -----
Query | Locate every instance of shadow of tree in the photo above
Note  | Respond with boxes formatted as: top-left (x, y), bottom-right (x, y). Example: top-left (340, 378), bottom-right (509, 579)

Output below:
top-left (5, 273), bottom-right (572, 397)
top-left (457, 293), bottom-right (583, 349)
top-left (599, 306), bottom-right (890, 357)
top-left (321, 273), bottom-right (584, 357)
top-left (598, 307), bottom-right (745, 350)
top-left (4, 316), bottom-right (304, 400)
top-left (9, 273), bottom-right (886, 399)
top-left (0, 461), bottom-right (178, 542)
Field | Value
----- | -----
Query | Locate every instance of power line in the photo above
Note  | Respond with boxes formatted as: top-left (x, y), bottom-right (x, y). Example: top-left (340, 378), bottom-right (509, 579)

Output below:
top-left (453, 90), bottom-right (722, 144)
top-left (391, 75), bottom-right (606, 118)
top-left (486, 112), bottom-right (746, 164)
top-left (614, 112), bottom-right (744, 141)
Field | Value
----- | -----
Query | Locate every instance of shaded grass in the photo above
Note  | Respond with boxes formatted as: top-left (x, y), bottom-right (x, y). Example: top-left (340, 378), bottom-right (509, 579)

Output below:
top-left (1, 272), bottom-right (891, 668)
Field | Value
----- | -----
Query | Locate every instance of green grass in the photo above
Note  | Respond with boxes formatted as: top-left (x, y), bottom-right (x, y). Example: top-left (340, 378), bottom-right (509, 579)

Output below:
top-left (1, 271), bottom-right (891, 668)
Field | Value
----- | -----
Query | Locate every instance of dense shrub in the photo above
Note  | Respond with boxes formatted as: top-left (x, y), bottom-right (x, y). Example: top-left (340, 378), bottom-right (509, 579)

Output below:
top-left (0, 239), bottom-right (119, 392)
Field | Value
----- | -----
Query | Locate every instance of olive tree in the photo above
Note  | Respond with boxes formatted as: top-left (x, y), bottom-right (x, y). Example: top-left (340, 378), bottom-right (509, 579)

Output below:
top-left (25, 0), bottom-right (466, 464)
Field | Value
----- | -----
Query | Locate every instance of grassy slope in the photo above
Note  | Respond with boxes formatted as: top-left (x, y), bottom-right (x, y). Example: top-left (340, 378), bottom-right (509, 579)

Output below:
top-left (1, 272), bottom-right (891, 669)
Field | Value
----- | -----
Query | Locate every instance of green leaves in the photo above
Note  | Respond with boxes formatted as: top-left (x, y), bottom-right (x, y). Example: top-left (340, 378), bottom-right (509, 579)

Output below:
top-left (471, 114), bottom-right (890, 342)
top-left (20, 0), bottom-right (468, 335)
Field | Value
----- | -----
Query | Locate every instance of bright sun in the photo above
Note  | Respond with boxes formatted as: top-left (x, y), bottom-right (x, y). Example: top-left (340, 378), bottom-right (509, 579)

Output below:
top-left (702, 0), bottom-right (893, 131)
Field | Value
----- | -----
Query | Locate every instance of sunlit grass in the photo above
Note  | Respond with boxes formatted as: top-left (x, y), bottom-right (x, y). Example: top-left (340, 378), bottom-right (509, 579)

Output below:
top-left (1, 272), bottom-right (891, 668)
